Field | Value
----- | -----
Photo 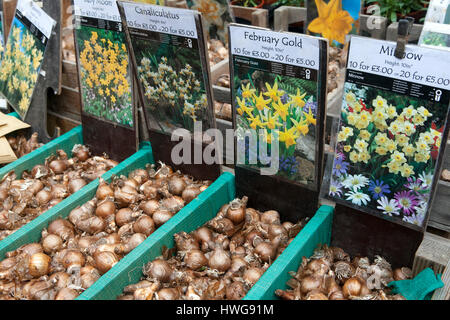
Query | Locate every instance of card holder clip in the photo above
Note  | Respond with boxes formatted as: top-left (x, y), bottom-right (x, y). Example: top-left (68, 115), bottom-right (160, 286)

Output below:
top-left (394, 17), bottom-right (415, 59)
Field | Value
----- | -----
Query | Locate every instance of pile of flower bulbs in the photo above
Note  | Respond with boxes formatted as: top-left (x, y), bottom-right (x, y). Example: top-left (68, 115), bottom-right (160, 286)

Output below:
top-left (0, 145), bottom-right (117, 241)
top-left (117, 197), bottom-right (307, 300)
top-left (327, 47), bottom-right (347, 93)
top-left (7, 132), bottom-right (43, 159)
top-left (208, 39), bottom-right (230, 89)
top-left (0, 163), bottom-right (210, 300)
top-left (208, 39), bottom-right (228, 67)
top-left (275, 245), bottom-right (411, 300)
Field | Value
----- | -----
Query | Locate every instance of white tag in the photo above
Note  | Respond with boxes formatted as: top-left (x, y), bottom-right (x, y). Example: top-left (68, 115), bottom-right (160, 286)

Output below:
top-left (121, 2), bottom-right (198, 39)
top-left (229, 25), bottom-right (321, 70)
top-left (74, 0), bottom-right (121, 22)
top-left (17, 0), bottom-right (55, 38)
top-left (348, 36), bottom-right (450, 91)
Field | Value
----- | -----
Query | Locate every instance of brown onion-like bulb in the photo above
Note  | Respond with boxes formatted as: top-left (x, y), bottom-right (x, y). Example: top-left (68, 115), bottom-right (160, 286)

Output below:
top-left (68, 178), bottom-right (87, 194)
top-left (245, 208), bottom-right (260, 224)
top-left (161, 196), bottom-right (185, 213)
top-left (49, 160), bottom-right (67, 174)
top-left (393, 267), bottom-right (412, 281)
top-left (96, 182), bottom-right (114, 200)
top-left (31, 164), bottom-right (49, 179)
top-left (20, 243), bottom-right (44, 256)
top-left (226, 202), bottom-right (246, 225)
top-left (306, 290), bottom-right (328, 300)
top-left (115, 208), bottom-right (136, 227)
top-left (152, 209), bottom-right (174, 227)
top-left (208, 248), bottom-right (231, 272)
top-left (329, 290), bottom-right (345, 300)
top-left (181, 186), bottom-right (201, 204)
top-left (255, 242), bottom-right (276, 263)
top-left (28, 253), bottom-right (51, 277)
top-left (261, 210), bottom-right (280, 225)
top-left (168, 176), bottom-right (187, 196)
top-left (123, 233), bottom-right (146, 253)
top-left (62, 250), bottom-right (85, 269)
top-left (94, 251), bottom-right (119, 274)
top-left (230, 256), bottom-right (248, 273)
top-left (157, 288), bottom-right (180, 300)
top-left (55, 288), bottom-right (79, 300)
top-left (193, 227), bottom-right (213, 244)
top-left (140, 182), bottom-right (158, 199)
top-left (140, 200), bottom-right (159, 216)
top-left (95, 200), bottom-right (116, 218)
top-left (243, 268), bottom-right (264, 285)
top-left (129, 169), bottom-right (149, 185)
top-left (36, 190), bottom-right (52, 206)
top-left (48, 219), bottom-right (75, 241)
top-left (51, 184), bottom-right (68, 199)
top-left (184, 250), bottom-right (208, 270)
top-left (72, 145), bottom-right (90, 161)
top-left (342, 277), bottom-right (362, 298)
top-left (42, 234), bottom-right (63, 254)
top-left (133, 216), bottom-right (155, 236)
top-left (226, 281), bottom-right (246, 300)
top-left (145, 259), bottom-right (173, 282)
top-left (49, 272), bottom-right (71, 290)
top-left (300, 275), bottom-right (322, 294)
top-left (268, 224), bottom-right (288, 241)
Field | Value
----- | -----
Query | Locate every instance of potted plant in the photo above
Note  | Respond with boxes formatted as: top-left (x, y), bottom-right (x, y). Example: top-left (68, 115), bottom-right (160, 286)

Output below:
top-left (364, 0), bottom-right (429, 24)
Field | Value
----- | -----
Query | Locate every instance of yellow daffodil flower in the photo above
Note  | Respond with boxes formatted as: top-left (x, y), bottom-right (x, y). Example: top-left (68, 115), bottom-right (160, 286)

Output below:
top-left (304, 108), bottom-right (316, 126)
top-left (307, 0), bottom-right (354, 44)
top-left (263, 113), bottom-right (282, 130)
top-left (263, 82), bottom-right (284, 103)
top-left (272, 100), bottom-right (290, 121)
top-left (291, 117), bottom-right (309, 136)
top-left (289, 88), bottom-right (307, 108)
top-left (253, 92), bottom-right (271, 111)
top-left (237, 97), bottom-right (254, 117)
top-left (241, 83), bottom-right (256, 99)
top-left (279, 127), bottom-right (300, 148)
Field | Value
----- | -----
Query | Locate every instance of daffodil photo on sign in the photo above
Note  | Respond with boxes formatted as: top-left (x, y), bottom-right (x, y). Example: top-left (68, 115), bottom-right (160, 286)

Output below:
top-left (132, 38), bottom-right (210, 134)
top-left (233, 67), bottom-right (319, 187)
top-left (0, 18), bottom-right (45, 118)
top-left (328, 82), bottom-right (447, 227)
top-left (307, 0), bottom-right (359, 45)
top-left (76, 26), bottom-right (133, 127)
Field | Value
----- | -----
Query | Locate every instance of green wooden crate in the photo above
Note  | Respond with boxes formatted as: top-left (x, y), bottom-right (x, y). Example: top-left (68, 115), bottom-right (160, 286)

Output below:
top-left (0, 144), bottom-right (155, 257)
top-left (78, 172), bottom-right (236, 300)
top-left (7, 112), bottom-right (20, 119)
top-left (244, 205), bottom-right (334, 300)
top-left (0, 125), bottom-right (84, 180)
top-left (80, 172), bottom-right (334, 301)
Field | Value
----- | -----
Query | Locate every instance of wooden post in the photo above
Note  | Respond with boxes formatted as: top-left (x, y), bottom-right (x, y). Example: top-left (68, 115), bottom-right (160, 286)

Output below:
top-left (230, 5), bottom-right (268, 28)
top-left (24, 0), bottom-right (62, 142)
top-left (273, 6), bottom-right (306, 32)
top-left (386, 22), bottom-right (424, 43)
top-left (359, 14), bottom-right (388, 39)
top-left (413, 232), bottom-right (450, 276)
top-left (432, 259), bottom-right (450, 300)
top-left (2, 0), bottom-right (17, 38)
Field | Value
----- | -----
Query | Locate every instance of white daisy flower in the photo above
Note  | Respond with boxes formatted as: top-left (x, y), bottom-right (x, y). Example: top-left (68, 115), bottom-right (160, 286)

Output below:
top-left (345, 191), bottom-right (371, 206)
top-left (376, 196), bottom-right (400, 216)
top-left (418, 172), bottom-right (433, 187)
top-left (342, 174), bottom-right (370, 191)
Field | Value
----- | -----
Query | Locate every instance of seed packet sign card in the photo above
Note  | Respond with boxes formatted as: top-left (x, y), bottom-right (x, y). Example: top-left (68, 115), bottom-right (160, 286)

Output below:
top-left (0, 1), bottom-right (7, 112)
top-left (0, 0), bottom-right (55, 119)
top-left (229, 24), bottom-right (328, 219)
top-left (325, 36), bottom-right (450, 230)
top-left (117, 2), bottom-right (219, 180)
top-left (73, 0), bottom-right (138, 162)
